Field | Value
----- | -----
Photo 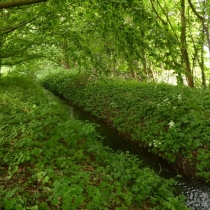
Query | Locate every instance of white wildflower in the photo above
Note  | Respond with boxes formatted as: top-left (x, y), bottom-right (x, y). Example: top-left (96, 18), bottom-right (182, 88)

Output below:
top-left (153, 140), bottom-right (161, 147)
top-left (169, 120), bottom-right (175, 128)
top-left (178, 94), bottom-right (182, 100)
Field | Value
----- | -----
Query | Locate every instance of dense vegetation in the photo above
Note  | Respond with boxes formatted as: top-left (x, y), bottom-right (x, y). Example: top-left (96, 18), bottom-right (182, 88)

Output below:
top-left (0, 75), bottom-right (189, 209)
top-left (41, 71), bottom-right (210, 181)
top-left (1, 0), bottom-right (210, 208)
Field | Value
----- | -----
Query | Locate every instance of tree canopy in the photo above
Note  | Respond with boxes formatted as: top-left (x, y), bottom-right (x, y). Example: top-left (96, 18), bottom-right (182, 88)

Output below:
top-left (1, 0), bottom-right (210, 87)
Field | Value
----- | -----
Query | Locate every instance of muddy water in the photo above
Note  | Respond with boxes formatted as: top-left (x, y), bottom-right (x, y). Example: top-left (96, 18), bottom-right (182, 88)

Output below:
top-left (69, 105), bottom-right (210, 210)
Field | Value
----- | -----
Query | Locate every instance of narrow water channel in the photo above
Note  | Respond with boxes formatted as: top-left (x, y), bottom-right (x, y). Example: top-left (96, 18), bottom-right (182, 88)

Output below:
top-left (69, 105), bottom-right (210, 210)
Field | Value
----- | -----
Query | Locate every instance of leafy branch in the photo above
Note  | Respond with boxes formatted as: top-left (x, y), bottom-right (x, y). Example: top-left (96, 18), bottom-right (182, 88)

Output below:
top-left (0, 0), bottom-right (48, 9)
top-left (187, 0), bottom-right (210, 56)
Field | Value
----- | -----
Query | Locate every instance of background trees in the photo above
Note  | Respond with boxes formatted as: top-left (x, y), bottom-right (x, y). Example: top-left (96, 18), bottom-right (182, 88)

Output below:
top-left (1, 0), bottom-right (210, 87)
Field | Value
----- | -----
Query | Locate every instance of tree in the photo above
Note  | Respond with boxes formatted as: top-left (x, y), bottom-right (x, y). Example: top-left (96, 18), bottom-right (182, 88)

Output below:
top-left (1, 0), bottom-right (210, 87)
top-left (180, 0), bottom-right (194, 87)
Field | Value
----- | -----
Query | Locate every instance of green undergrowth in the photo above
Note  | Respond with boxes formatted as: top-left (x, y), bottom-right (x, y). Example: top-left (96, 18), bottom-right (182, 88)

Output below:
top-left (0, 75), bottom-right (188, 209)
top-left (41, 71), bottom-right (210, 182)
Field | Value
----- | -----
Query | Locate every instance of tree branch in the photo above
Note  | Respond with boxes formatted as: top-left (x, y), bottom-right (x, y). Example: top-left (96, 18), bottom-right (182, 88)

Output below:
top-left (1, 11), bottom-right (53, 35)
top-left (0, 32), bottom-right (42, 59)
top-left (1, 17), bottom-right (37, 35)
top-left (0, 0), bottom-right (48, 9)
top-left (187, 0), bottom-right (210, 57)
top-left (155, 0), bottom-right (180, 43)
top-left (2, 54), bottom-right (47, 66)
top-left (187, 0), bottom-right (203, 20)
top-left (149, 0), bottom-right (167, 25)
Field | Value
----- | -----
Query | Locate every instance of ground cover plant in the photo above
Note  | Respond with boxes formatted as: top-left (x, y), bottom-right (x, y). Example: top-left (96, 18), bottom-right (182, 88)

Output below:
top-left (41, 71), bottom-right (210, 182)
top-left (0, 74), bottom-right (188, 209)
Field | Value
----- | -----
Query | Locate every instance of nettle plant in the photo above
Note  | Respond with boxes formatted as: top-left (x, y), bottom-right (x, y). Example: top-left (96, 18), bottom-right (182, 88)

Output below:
top-left (41, 71), bottom-right (210, 181)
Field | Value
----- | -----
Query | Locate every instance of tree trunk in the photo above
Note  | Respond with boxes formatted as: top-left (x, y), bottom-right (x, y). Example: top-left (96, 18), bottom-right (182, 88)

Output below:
top-left (0, 59), bottom-right (2, 75)
top-left (129, 60), bottom-right (137, 79)
top-left (200, 25), bottom-right (207, 88)
top-left (62, 40), bottom-right (71, 70)
top-left (142, 55), bottom-right (148, 77)
top-left (130, 68), bottom-right (136, 79)
top-left (181, 0), bottom-right (194, 87)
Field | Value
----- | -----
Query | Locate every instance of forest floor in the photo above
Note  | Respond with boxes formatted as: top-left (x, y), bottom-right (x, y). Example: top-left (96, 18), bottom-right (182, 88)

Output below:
top-left (0, 74), bottom-right (188, 210)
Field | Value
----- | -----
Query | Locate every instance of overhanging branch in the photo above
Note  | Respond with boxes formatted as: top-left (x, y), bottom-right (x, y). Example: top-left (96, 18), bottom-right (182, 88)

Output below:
top-left (2, 54), bottom-right (48, 66)
top-left (0, 0), bottom-right (48, 9)
top-left (1, 17), bottom-right (37, 35)
top-left (187, 0), bottom-right (210, 56)
top-left (149, 0), bottom-right (167, 25)
top-left (187, 0), bottom-right (203, 20)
